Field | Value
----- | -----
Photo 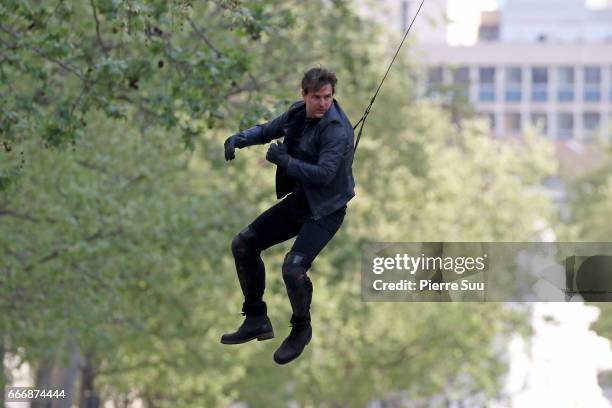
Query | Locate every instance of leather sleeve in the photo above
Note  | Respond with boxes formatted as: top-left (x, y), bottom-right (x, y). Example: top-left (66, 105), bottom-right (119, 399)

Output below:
top-left (240, 110), bottom-right (289, 146)
top-left (240, 101), bottom-right (303, 146)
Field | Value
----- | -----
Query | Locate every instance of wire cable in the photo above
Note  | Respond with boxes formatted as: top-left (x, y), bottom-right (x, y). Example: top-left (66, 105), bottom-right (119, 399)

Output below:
top-left (353, 0), bottom-right (427, 151)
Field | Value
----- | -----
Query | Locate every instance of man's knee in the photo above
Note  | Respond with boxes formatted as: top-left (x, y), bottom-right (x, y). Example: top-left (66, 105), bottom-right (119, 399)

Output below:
top-left (282, 252), bottom-right (311, 289)
top-left (231, 226), bottom-right (259, 259)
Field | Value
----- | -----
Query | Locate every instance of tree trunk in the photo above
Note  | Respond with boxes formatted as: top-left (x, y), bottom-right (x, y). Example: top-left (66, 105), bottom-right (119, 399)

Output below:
top-left (79, 355), bottom-right (100, 408)
top-left (1, 337), bottom-right (5, 408)
top-left (53, 338), bottom-right (82, 408)
top-left (31, 355), bottom-right (54, 408)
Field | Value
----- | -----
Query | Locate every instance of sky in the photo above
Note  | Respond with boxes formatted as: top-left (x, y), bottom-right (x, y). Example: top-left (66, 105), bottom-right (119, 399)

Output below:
top-left (445, 0), bottom-right (611, 45)
top-left (446, 0), bottom-right (498, 45)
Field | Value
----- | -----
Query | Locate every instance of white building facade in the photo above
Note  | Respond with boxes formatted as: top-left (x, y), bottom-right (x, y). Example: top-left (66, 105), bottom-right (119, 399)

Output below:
top-left (418, 43), bottom-right (612, 140)
top-left (500, 0), bottom-right (612, 43)
top-left (399, 0), bottom-right (612, 140)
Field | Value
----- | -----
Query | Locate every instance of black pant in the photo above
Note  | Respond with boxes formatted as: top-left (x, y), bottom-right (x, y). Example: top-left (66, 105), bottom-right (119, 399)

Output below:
top-left (235, 192), bottom-right (346, 314)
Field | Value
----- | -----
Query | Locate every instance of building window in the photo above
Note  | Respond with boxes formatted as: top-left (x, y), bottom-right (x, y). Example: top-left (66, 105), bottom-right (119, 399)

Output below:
top-left (557, 67), bottom-right (575, 102)
top-left (504, 112), bottom-right (521, 135)
top-left (530, 113), bottom-right (548, 136)
top-left (531, 67), bottom-right (548, 102)
top-left (584, 66), bottom-right (601, 102)
top-left (479, 66), bottom-right (496, 102)
top-left (557, 113), bottom-right (574, 139)
top-left (426, 66), bottom-right (444, 98)
top-left (451, 66), bottom-right (470, 99)
top-left (505, 66), bottom-right (522, 102)
top-left (479, 25), bottom-right (499, 42)
top-left (583, 112), bottom-right (601, 140)
top-left (427, 67), bottom-right (443, 85)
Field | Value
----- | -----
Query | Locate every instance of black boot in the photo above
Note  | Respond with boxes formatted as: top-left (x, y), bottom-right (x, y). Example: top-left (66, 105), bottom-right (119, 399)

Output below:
top-left (273, 317), bottom-right (312, 364)
top-left (275, 252), bottom-right (314, 364)
top-left (220, 303), bottom-right (274, 345)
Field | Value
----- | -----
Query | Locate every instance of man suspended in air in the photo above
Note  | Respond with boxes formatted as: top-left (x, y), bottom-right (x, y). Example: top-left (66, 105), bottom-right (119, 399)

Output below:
top-left (221, 67), bottom-right (356, 364)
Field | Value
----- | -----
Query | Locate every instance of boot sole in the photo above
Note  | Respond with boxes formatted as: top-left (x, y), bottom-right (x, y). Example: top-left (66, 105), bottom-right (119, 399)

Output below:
top-left (220, 331), bottom-right (275, 345)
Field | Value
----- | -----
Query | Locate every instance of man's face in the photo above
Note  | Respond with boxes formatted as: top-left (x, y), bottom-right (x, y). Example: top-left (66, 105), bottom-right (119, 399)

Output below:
top-left (302, 83), bottom-right (333, 118)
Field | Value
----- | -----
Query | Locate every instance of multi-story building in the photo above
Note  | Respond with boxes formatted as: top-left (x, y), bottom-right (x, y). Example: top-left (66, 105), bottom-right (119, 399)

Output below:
top-left (398, 0), bottom-right (612, 141)
top-left (422, 43), bottom-right (612, 140)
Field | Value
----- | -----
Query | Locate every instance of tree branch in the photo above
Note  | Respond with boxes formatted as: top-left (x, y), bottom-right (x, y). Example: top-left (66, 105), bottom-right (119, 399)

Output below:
top-left (24, 227), bottom-right (123, 272)
top-left (89, 0), bottom-right (109, 56)
top-left (70, 84), bottom-right (89, 116)
top-left (76, 159), bottom-right (147, 190)
top-left (186, 16), bottom-right (221, 57)
top-left (185, 17), bottom-right (264, 94)
top-left (42, 0), bottom-right (66, 29)
top-left (76, 160), bottom-right (110, 175)
top-left (0, 24), bottom-right (84, 81)
top-left (0, 209), bottom-right (58, 224)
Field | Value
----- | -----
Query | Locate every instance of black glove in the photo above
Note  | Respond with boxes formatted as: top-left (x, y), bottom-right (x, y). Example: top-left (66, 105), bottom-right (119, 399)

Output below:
top-left (224, 133), bottom-right (248, 161)
top-left (266, 141), bottom-right (290, 168)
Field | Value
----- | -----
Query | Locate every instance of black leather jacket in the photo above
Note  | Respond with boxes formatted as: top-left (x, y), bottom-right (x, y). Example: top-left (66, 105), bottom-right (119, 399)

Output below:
top-left (241, 99), bottom-right (356, 219)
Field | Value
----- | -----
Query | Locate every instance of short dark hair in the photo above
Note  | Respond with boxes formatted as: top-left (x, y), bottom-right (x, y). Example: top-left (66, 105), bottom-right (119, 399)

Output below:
top-left (301, 67), bottom-right (337, 95)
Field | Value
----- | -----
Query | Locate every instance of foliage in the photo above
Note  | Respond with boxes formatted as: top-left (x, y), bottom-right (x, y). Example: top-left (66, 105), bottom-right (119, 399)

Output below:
top-left (0, 1), bottom-right (558, 407)
top-left (562, 148), bottom-right (612, 345)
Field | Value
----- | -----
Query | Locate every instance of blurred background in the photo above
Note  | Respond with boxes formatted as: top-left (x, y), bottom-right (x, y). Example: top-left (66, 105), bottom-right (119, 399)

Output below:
top-left (2, 0), bottom-right (612, 406)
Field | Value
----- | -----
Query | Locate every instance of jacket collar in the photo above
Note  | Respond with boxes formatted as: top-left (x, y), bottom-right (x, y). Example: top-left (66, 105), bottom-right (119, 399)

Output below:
top-left (286, 99), bottom-right (343, 129)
